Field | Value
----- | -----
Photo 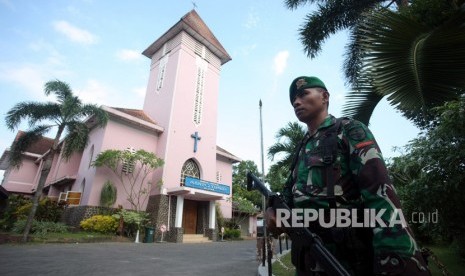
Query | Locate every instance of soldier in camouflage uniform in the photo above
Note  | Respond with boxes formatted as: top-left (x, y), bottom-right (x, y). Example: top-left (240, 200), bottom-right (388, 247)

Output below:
top-left (267, 76), bottom-right (430, 275)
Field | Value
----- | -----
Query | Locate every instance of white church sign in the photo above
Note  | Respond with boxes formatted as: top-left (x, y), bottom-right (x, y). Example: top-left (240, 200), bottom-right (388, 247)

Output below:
top-left (184, 176), bottom-right (230, 195)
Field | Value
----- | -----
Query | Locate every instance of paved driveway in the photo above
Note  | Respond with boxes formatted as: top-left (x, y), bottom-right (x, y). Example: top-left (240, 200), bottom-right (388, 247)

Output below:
top-left (0, 240), bottom-right (260, 276)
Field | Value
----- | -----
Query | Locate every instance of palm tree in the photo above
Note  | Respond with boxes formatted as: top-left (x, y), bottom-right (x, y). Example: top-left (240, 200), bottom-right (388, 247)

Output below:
top-left (267, 121), bottom-right (306, 169)
top-left (284, 0), bottom-right (389, 58)
top-left (5, 79), bottom-right (108, 242)
top-left (343, 7), bottom-right (465, 126)
top-left (285, 0), bottom-right (465, 127)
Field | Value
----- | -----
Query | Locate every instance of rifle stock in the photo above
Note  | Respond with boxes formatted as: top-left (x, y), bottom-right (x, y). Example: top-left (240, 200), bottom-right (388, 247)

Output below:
top-left (247, 172), bottom-right (351, 276)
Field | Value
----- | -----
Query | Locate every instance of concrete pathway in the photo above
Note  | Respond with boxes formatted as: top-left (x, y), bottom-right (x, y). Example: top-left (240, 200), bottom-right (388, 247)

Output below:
top-left (0, 240), bottom-right (259, 276)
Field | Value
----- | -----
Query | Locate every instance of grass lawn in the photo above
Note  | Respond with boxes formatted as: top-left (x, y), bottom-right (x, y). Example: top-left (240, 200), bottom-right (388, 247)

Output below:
top-left (0, 231), bottom-right (131, 244)
top-left (272, 244), bottom-right (465, 275)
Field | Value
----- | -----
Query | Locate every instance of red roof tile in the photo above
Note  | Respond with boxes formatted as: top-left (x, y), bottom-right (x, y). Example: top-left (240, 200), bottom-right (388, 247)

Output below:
top-left (14, 131), bottom-right (54, 155)
top-left (111, 107), bottom-right (157, 125)
top-left (143, 9), bottom-right (231, 65)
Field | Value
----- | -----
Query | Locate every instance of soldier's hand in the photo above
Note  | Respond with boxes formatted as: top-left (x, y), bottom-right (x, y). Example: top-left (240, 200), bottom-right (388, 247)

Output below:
top-left (265, 207), bottom-right (284, 237)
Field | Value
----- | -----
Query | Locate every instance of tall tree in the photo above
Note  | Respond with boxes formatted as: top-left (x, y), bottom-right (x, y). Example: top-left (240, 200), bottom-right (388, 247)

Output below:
top-left (232, 160), bottom-right (262, 209)
top-left (266, 163), bottom-right (289, 193)
top-left (267, 121), bottom-right (306, 169)
top-left (5, 79), bottom-right (108, 242)
top-left (92, 148), bottom-right (164, 212)
top-left (284, 0), bottom-right (387, 58)
top-left (285, 0), bottom-right (465, 126)
top-left (387, 97), bottom-right (465, 256)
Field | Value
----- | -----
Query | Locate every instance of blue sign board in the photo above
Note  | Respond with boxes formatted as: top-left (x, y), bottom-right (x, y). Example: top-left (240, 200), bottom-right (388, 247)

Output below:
top-left (184, 177), bottom-right (230, 195)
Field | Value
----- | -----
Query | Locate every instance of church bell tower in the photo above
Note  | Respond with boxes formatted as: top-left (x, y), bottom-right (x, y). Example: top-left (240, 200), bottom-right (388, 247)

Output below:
top-left (141, 10), bottom-right (233, 242)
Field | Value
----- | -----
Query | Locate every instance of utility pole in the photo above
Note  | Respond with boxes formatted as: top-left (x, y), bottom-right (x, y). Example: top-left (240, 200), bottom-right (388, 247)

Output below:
top-left (259, 99), bottom-right (272, 276)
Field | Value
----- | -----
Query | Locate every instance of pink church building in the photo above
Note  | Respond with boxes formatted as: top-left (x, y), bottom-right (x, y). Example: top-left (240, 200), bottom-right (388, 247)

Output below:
top-left (0, 10), bottom-right (245, 242)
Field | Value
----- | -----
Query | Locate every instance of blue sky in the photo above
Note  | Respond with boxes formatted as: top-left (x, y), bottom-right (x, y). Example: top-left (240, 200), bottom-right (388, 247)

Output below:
top-left (0, 0), bottom-right (419, 179)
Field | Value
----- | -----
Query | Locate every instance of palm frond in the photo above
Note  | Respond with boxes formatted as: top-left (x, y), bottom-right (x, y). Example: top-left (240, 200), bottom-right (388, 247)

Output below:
top-left (44, 80), bottom-right (73, 103)
top-left (62, 121), bottom-right (90, 159)
top-left (9, 125), bottom-right (52, 168)
top-left (267, 121), bottom-right (306, 168)
top-left (356, 8), bottom-right (465, 110)
top-left (284, 0), bottom-right (319, 9)
top-left (298, 0), bottom-right (382, 58)
top-left (342, 79), bottom-right (384, 125)
top-left (80, 104), bottom-right (109, 127)
top-left (61, 96), bottom-right (83, 122)
top-left (5, 102), bottom-right (61, 131)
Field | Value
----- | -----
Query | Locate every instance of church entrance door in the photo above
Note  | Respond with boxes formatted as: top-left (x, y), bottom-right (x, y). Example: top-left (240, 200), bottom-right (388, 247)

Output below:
top-left (182, 199), bottom-right (198, 234)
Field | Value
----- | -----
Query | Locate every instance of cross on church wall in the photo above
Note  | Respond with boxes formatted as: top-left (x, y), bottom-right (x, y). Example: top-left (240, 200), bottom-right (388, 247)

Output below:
top-left (191, 131), bottom-right (201, 153)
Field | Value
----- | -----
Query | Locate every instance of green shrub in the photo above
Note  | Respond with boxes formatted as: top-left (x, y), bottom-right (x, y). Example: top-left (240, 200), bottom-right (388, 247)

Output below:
top-left (12, 220), bottom-right (68, 236)
top-left (112, 209), bottom-right (148, 237)
top-left (80, 215), bottom-right (118, 234)
top-left (0, 194), bottom-right (30, 231)
top-left (223, 228), bottom-right (241, 239)
top-left (15, 198), bottom-right (65, 222)
top-left (100, 180), bottom-right (117, 208)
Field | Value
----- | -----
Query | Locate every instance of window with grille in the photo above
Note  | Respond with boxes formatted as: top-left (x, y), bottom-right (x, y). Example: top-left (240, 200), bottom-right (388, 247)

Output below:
top-left (180, 159), bottom-right (200, 186)
top-left (122, 147), bottom-right (135, 174)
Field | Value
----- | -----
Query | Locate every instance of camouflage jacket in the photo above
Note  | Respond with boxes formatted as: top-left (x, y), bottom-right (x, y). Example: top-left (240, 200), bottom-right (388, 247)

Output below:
top-left (283, 115), bottom-right (429, 275)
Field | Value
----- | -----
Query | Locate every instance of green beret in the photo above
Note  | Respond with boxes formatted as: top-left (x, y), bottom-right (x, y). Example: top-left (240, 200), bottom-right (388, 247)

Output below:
top-left (289, 76), bottom-right (327, 104)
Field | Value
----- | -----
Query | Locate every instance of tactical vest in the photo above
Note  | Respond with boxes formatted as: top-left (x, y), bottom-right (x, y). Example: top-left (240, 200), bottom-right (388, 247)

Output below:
top-left (287, 117), bottom-right (374, 275)
top-left (288, 117), bottom-right (347, 208)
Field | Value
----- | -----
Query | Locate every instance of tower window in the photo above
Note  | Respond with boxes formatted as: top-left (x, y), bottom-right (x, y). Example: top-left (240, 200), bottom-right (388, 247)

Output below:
top-left (193, 56), bottom-right (207, 125)
top-left (156, 56), bottom-right (168, 91)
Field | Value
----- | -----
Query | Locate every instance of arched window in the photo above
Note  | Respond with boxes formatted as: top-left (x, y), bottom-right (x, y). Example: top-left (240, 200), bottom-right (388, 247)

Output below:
top-left (180, 159), bottom-right (200, 186)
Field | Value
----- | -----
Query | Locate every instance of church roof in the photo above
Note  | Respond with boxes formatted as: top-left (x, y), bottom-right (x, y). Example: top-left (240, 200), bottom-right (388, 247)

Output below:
top-left (103, 106), bottom-right (164, 133)
top-left (14, 131), bottom-right (55, 155)
top-left (142, 9), bottom-right (231, 65)
top-left (216, 146), bottom-right (241, 163)
top-left (112, 107), bottom-right (157, 125)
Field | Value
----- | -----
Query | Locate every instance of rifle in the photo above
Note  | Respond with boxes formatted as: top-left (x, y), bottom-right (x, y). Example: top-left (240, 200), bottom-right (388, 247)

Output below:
top-left (247, 172), bottom-right (351, 276)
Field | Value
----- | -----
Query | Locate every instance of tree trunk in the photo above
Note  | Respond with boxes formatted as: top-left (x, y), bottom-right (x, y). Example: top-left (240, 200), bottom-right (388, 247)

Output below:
top-left (22, 126), bottom-right (64, 242)
top-left (21, 158), bottom-right (52, 242)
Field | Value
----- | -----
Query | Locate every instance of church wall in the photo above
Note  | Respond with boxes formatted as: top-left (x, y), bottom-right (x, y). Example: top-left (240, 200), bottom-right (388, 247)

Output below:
top-left (51, 151), bottom-right (82, 182)
top-left (73, 125), bottom-right (106, 206)
top-left (143, 38), bottom-right (183, 193)
top-left (216, 156), bottom-right (233, 219)
top-left (2, 157), bottom-right (39, 194)
top-left (83, 119), bottom-right (160, 210)
top-left (44, 151), bottom-right (61, 186)
top-left (160, 37), bottom-right (220, 189)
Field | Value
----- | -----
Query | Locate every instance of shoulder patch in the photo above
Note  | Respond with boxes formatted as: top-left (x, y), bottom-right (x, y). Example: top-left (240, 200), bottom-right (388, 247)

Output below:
top-left (355, 140), bottom-right (374, 149)
top-left (348, 126), bottom-right (366, 141)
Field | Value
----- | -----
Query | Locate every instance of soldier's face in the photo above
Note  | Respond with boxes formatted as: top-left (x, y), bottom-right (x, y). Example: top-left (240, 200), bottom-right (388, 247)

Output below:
top-left (292, 88), bottom-right (328, 123)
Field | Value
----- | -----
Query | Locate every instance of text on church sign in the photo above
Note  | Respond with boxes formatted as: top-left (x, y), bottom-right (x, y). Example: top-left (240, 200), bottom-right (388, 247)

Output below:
top-left (184, 176), bottom-right (230, 195)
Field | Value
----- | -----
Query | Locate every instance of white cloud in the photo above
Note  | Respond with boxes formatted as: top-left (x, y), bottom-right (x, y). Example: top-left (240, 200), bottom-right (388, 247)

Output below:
top-left (132, 86), bottom-right (146, 98)
top-left (29, 40), bottom-right (66, 66)
top-left (0, 0), bottom-right (14, 10)
top-left (75, 79), bottom-right (111, 104)
top-left (0, 64), bottom-right (48, 99)
top-left (53, 20), bottom-right (98, 45)
top-left (272, 51), bottom-right (289, 76)
top-left (244, 9), bottom-right (260, 29)
top-left (116, 49), bottom-right (142, 62)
